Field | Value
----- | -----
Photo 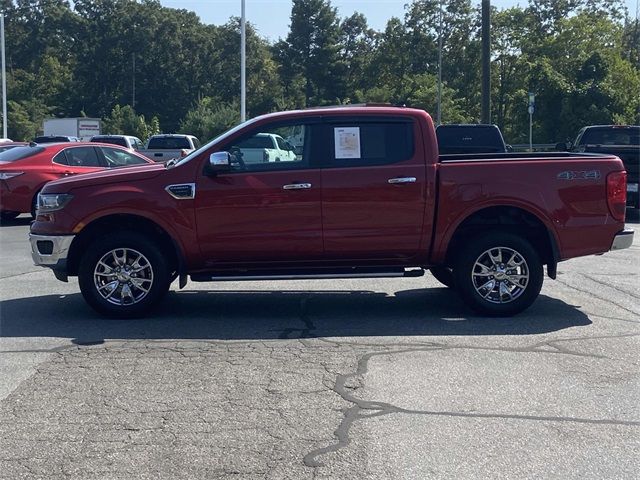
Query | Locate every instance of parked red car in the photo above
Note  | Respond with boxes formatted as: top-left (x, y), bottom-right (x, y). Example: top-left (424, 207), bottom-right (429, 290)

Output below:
top-left (0, 142), bottom-right (153, 220)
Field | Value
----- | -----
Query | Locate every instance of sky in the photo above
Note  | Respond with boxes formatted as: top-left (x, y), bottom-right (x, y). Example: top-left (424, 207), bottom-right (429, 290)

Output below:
top-left (160, 0), bottom-right (639, 41)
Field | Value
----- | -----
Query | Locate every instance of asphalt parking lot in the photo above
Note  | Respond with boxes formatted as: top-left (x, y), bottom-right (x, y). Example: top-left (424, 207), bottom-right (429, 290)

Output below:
top-left (1, 212), bottom-right (639, 479)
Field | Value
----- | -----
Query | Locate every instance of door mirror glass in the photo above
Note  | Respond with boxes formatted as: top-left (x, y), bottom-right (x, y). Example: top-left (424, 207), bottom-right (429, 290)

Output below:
top-left (206, 151), bottom-right (232, 175)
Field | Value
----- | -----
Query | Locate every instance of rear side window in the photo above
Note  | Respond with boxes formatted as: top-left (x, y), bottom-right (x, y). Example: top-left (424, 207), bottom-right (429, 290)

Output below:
top-left (63, 146), bottom-right (101, 167)
top-left (147, 137), bottom-right (191, 149)
top-left (0, 146), bottom-right (45, 162)
top-left (326, 122), bottom-right (414, 166)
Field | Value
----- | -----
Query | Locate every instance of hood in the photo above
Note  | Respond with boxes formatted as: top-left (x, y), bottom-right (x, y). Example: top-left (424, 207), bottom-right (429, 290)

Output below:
top-left (43, 162), bottom-right (166, 192)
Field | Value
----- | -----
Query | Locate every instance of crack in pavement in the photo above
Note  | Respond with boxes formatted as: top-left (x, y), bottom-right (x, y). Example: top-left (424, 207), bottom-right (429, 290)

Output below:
top-left (303, 332), bottom-right (640, 468)
top-left (555, 278), bottom-right (640, 317)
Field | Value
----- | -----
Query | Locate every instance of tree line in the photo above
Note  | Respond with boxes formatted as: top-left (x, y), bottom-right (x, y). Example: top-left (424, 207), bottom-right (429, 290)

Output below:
top-left (2, 0), bottom-right (639, 144)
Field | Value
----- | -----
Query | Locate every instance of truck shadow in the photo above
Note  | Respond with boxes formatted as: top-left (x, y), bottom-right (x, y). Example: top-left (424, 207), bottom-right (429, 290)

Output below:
top-left (0, 288), bottom-right (591, 342)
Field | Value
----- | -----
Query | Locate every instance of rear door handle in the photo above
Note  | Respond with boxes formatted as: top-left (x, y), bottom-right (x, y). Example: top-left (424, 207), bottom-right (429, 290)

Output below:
top-left (388, 177), bottom-right (416, 184)
top-left (282, 183), bottom-right (312, 190)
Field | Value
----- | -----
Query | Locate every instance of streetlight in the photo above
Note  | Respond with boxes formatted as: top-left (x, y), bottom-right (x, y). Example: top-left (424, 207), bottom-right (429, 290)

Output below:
top-left (240, 0), bottom-right (246, 122)
top-left (437, 0), bottom-right (442, 125)
top-left (1, 12), bottom-right (7, 138)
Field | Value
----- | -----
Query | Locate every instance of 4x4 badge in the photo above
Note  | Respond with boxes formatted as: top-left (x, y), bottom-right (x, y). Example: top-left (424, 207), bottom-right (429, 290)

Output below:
top-left (557, 170), bottom-right (601, 180)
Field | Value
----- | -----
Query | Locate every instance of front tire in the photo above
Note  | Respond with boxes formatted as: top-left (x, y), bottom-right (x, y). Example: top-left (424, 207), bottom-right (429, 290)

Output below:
top-left (78, 232), bottom-right (171, 318)
top-left (452, 231), bottom-right (543, 316)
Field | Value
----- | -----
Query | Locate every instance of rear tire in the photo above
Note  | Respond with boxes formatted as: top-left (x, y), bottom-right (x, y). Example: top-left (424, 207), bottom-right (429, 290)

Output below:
top-left (429, 266), bottom-right (455, 288)
top-left (452, 231), bottom-right (543, 316)
top-left (78, 232), bottom-right (171, 318)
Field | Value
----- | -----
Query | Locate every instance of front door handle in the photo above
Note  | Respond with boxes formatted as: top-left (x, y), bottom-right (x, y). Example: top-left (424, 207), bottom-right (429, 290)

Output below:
top-left (282, 183), bottom-right (312, 190)
top-left (388, 177), bottom-right (416, 184)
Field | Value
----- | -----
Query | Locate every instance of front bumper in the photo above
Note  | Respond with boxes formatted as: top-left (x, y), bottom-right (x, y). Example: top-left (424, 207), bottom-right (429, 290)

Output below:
top-left (30, 233), bottom-right (75, 266)
top-left (610, 229), bottom-right (634, 251)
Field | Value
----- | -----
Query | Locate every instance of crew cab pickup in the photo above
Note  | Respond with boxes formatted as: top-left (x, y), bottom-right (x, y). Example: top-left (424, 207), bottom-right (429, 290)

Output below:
top-left (565, 125), bottom-right (639, 209)
top-left (29, 106), bottom-right (633, 318)
top-left (138, 134), bottom-right (201, 162)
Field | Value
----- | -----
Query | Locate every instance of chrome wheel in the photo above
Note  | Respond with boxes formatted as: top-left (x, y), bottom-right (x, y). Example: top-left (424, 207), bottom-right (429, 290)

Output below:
top-left (471, 246), bottom-right (529, 304)
top-left (93, 248), bottom-right (154, 306)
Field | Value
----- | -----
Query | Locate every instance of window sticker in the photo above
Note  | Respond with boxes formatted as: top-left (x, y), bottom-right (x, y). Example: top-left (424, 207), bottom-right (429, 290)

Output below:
top-left (334, 127), bottom-right (361, 159)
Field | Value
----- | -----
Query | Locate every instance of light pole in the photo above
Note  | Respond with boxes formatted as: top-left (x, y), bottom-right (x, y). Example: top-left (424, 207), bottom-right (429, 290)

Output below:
top-left (481, 0), bottom-right (490, 124)
top-left (437, 0), bottom-right (443, 125)
top-left (240, 0), bottom-right (246, 122)
top-left (1, 12), bottom-right (7, 139)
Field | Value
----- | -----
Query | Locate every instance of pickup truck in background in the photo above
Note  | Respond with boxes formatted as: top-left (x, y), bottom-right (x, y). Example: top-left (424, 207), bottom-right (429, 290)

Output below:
top-left (29, 105), bottom-right (632, 318)
top-left (436, 124), bottom-right (511, 154)
top-left (563, 125), bottom-right (639, 209)
top-left (233, 133), bottom-right (297, 164)
top-left (138, 134), bottom-right (201, 162)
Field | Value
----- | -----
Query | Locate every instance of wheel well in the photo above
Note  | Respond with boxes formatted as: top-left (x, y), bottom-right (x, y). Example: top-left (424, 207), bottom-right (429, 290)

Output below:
top-left (67, 214), bottom-right (181, 276)
top-left (445, 206), bottom-right (557, 267)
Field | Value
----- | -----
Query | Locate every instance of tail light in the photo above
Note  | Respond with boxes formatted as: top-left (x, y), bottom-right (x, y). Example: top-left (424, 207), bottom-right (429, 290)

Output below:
top-left (606, 171), bottom-right (627, 222)
top-left (180, 149), bottom-right (189, 158)
top-left (263, 150), bottom-right (269, 163)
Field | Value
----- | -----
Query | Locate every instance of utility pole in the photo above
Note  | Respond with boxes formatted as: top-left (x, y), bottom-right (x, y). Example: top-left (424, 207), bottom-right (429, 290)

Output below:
top-left (1, 13), bottom-right (7, 139)
top-left (528, 92), bottom-right (535, 151)
top-left (132, 53), bottom-right (136, 109)
top-left (437, 0), bottom-right (443, 125)
top-left (240, 0), bottom-right (246, 122)
top-left (481, 0), bottom-right (490, 124)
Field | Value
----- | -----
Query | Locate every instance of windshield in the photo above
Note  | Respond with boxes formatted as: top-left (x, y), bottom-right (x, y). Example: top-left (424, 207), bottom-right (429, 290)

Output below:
top-left (0, 146), bottom-right (45, 162)
top-left (170, 117), bottom-right (261, 168)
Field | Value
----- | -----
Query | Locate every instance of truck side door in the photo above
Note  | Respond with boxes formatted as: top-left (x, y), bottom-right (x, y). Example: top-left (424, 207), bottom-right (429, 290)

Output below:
top-left (319, 117), bottom-right (428, 262)
top-left (194, 120), bottom-right (324, 265)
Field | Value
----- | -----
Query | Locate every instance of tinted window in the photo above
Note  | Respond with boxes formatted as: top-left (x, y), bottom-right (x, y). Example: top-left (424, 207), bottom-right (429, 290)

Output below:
top-left (147, 137), bottom-right (191, 149)
top-left (64, 146), bottom-right (101, 167)
top-left (0, 146), bottom-right (45, 162)
top-left (580, 127), bottom-right (640, 146)
top-left (92, 136), bottom-right (128, 147)
top-left (327, 122), bottom-right (414, 166)
top-left (52, 151), bottom-right (68, 165)
top-left (99, 147), bottom-right (148, 167)
top-left (436, 126), bottom-right (506, 154)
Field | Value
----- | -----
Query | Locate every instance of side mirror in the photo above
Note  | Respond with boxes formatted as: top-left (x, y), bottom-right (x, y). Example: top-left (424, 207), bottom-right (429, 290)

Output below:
top-left (555, 142), bottom-right (571, 151)
top-left (505, 144), bottom-right (514, 152)
top-left (205, 151), bottom-right (231, 175)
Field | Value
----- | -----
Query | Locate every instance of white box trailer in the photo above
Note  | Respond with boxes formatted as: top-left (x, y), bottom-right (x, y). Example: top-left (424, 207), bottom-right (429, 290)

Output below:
top-left (42, 118), bottom-right (101, 141)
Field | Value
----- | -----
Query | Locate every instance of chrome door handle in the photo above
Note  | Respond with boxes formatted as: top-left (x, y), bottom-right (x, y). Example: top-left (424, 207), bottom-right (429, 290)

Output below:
top-left (282, 183), bottom-right (312, 190)
top-left (388, 177), bottom-right (416, 184)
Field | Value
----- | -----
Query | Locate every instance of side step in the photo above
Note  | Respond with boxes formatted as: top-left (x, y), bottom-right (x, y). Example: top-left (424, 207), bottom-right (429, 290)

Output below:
top-left (190, 267), bottom-right (424, 282)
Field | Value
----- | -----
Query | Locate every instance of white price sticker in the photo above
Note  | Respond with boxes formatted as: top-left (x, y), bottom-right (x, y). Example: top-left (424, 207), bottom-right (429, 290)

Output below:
top-left (334, 127), bottom-right (361, 159)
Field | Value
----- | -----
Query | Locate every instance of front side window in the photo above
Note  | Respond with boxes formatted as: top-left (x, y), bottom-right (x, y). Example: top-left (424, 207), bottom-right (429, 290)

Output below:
top-left (326, 121), bottom-right (415, 166)
top-left (99, 147), bottom-right (148, 167)
top-left (226, 124), bottom-right (308, 172)
top-left (63, 146), bottom-right (101, 167)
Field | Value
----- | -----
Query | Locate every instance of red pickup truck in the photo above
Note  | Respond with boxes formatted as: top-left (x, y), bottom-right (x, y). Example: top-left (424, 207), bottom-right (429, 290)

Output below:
top-left (29, 106), bottom-right (633, 318)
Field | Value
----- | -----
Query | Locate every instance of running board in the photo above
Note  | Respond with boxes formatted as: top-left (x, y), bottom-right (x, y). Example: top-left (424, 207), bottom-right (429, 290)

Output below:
top-left (190, 267), bottom-right (424, 282)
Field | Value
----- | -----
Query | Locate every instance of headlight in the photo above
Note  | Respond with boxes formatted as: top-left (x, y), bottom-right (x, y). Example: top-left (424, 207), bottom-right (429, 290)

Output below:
top-left (37, 193), bottom-right (74, 213)
top-left (0, 171), bottom-right (23, 180)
